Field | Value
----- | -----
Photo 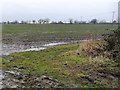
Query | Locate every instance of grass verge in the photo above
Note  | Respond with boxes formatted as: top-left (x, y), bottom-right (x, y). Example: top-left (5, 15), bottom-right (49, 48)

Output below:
top-left (2, 43), bottom-right (119, 88)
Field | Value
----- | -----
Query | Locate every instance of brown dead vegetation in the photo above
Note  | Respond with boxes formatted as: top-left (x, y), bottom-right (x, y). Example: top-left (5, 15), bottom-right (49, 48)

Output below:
top-left (76, 38), bottom-right (120, 61)
top-left (76, 39), bottom-right (105, 57)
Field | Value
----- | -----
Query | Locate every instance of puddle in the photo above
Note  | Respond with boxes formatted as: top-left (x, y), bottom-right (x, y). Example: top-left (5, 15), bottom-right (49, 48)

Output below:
top-left (2, 42), bottom-right (68, 56)
top-left (1, 70), bottom-right (21, 88)
top-left (22, 47), bottom-right (46, 52)
top-left (0, 70), bottom-right (4, 79)
top-left (5, 71), bottom-right (20, 76)
top-left (43, 42), bottom-right (67, 47)
top-left (0, 70), bottom-right (4, 89)
top-left (0, 70), bottom-right (20, 80)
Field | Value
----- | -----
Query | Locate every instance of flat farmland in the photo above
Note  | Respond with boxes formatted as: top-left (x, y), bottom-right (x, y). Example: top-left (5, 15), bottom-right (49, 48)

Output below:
top-left (2, 24), bottom-right (117, 44)
top-left (2, 24), bottom-right (117, 55)
top-left (2, 24), bottom-right (119, 88)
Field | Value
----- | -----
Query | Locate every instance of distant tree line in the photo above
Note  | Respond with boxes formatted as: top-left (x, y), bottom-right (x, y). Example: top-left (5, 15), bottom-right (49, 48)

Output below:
top-left (1, 18), bottom-right (117, 24)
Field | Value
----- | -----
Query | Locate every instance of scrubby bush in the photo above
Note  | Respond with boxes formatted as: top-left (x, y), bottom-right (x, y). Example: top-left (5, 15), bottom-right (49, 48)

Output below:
top-left (77, 27), bottom-right (120, 61)
top-left (103, 27), bottom-right (120, 60)
top-left (77, 27), bottom-right (120, 60)
top-left (104, 27), bottom-right (120, 51)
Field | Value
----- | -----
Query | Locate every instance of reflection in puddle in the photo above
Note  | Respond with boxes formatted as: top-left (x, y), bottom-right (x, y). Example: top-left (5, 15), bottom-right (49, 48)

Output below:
top-left (43, 42), bottom-right (67, 47)
top-left (5, 71), bottom-right (20, 76)
top-left (0, 70), bottom-right (3, 89)
top-left (21, 47), bottom-right (46, 52)
top-left (2, 42), bottom-right (68, 56)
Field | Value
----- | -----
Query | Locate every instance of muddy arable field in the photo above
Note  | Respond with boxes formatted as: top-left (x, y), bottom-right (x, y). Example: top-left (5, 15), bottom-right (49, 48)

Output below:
top-left (2, 24), bottom-right (116, 55)
top-left (1, 24), bottom-right (119, 88)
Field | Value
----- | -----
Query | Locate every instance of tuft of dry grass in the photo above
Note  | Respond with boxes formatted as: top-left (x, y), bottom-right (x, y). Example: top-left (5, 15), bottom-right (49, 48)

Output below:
top-left (76, 39), bottom-right (106, 57)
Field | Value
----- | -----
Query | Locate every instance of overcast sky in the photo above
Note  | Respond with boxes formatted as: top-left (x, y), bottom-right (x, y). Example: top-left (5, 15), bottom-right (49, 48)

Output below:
top-left (1, 0), bottom-right (119, 22)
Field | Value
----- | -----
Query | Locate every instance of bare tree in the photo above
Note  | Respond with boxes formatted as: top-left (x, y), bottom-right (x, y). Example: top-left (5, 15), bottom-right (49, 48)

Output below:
top-left (45, 18), bottom-right (50, 24)
top-left (32, 20), bottom-right (36, 24)
top-left (90, 19), bottom-right (98, 24)
top-left (74, 20), bottom-right (80, 24)
top-left (38, 19), bottom-right (43, 24)
top-left (68, 18), bottom-right (73, 24)
top-left (14, 20), bottom-right (18, 24)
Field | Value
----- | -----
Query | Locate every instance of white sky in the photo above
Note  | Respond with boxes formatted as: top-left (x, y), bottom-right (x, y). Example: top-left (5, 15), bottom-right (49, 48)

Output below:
top-left (1, 0), bottom-right (120, 22)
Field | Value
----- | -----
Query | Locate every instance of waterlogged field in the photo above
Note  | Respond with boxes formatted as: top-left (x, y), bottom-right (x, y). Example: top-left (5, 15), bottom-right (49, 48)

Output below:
top-left (2, 24), bottom-right (117, 55)
top-left (2, 24), bottom-right (119, 88)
